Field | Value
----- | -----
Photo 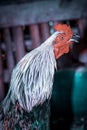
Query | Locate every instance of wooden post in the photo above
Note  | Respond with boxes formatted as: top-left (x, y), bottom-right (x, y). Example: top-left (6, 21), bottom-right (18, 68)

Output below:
top-left (77, 19), bottom-right (86, 51)
top-left (12, 26), bottom-right (25, 62)
top-left (29, 24), bottom-right (41, 49)
top-left (40, 22), bottom-right (50, 42)
top-left (0, 42), bottom-right (5, 102)
top-left (3, 28), bottom-right (15, 80)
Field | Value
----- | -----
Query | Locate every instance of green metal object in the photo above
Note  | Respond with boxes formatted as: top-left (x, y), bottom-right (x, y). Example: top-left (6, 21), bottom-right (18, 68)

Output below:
top-left (51, 68), bottom-right (87, 120)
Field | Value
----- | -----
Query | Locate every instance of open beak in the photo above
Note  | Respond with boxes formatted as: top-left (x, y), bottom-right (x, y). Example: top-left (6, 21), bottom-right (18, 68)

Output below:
top-left (69, 34), bottom-right (80, 43)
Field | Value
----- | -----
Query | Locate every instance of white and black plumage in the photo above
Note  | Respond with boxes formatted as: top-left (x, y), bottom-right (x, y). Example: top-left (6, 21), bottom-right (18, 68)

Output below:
top-left (0, 24), bottom-right (78, 130)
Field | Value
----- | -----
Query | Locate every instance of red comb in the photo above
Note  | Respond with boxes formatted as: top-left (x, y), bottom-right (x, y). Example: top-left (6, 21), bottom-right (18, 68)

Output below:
top-left (54, 23), bottom-right (73, 36)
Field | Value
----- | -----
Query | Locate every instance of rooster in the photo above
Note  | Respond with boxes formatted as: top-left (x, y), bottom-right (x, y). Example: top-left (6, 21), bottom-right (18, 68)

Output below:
top-left (0, 24), bottom-right (79, 130)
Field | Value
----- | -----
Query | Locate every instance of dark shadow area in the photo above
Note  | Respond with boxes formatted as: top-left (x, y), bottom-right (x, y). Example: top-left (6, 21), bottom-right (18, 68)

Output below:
top-left (50, 68), bottom-right (87, 130)
top-left (50, 70), bottom-right (75, 130)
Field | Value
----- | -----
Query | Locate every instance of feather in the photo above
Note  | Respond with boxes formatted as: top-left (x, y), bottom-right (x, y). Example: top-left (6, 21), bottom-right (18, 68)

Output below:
top-left (1, 31), bottom-right (59, 114)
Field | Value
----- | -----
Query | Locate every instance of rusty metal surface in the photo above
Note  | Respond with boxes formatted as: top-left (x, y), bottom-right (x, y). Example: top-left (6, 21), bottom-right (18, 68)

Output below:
top-left (0, 0), bottom-right (87, 28)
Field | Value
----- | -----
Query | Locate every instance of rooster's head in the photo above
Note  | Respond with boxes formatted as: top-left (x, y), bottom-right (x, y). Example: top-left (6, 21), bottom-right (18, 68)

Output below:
top-left (53, 24), bottom-right (79, 59)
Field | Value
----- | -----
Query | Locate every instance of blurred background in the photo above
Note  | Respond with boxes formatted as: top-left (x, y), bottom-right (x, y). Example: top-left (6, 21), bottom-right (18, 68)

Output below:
top-left (0, 0), bottom-right (87, 130)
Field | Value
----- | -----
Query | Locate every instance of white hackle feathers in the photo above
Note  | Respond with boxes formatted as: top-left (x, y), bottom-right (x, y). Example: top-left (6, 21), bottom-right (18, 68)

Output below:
top-left (1, 31), bottom-right (59, 114)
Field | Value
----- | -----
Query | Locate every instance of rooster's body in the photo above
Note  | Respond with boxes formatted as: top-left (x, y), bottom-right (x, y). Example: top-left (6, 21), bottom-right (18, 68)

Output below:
top-left (0, 24), bottom-right (78, 130)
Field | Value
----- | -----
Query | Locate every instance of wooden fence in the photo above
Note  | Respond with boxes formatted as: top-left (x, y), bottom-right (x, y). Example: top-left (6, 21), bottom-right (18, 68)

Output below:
top-left (0, 1), bottom-right (87, 102)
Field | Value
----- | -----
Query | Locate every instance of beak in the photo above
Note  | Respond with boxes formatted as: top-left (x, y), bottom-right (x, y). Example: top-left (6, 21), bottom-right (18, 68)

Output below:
top-left (69, 34), bottom-right (80, 43)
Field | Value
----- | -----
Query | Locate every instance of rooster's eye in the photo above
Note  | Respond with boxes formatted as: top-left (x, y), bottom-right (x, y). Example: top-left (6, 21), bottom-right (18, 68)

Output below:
top-left (60, 36), bottom-right (64, 40)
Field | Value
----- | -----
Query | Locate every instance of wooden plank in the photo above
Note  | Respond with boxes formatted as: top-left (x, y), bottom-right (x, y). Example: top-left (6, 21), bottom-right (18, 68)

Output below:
top-left (3, 28), bottom-right (15, 80)
top-left (0, 0), bottom-right (40, 5)
top-left (0, 45), bottom-right (5, 101)
top-left (12, 26), bottom-right (25, 62)
top-left (40, 23), bottom-right (50, 42)
top-left (77, 19), bottom-right (87, 51)
top-left (0, 0), bottom-right (87, 28)
top-left (29, 24), bottom-right (41, 49)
